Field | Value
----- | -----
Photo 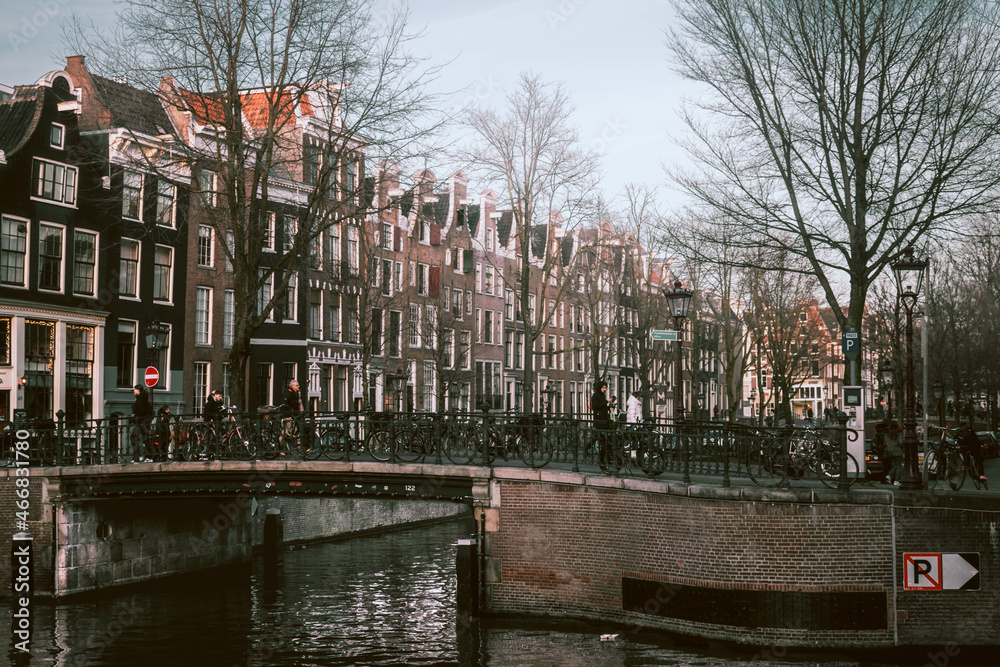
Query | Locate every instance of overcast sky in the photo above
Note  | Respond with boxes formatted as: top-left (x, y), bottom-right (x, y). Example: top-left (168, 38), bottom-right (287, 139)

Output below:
top-left (0, 0), bottom-right (697, 210)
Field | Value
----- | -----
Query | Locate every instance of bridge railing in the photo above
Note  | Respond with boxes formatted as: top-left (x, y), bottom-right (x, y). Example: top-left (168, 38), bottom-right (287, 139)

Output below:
top-left (5, 411), bottom-right (851, 487)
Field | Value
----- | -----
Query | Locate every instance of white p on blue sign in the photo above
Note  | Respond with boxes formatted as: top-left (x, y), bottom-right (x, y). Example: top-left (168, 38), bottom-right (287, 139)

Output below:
top-left (842, 329), bottom-right (860, 360)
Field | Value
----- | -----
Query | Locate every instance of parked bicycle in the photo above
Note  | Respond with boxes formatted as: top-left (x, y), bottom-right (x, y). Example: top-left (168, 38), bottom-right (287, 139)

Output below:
top-left (925, 425), bottom-right (988, 491)
top-left (747, 427), bottom-right (858, 488)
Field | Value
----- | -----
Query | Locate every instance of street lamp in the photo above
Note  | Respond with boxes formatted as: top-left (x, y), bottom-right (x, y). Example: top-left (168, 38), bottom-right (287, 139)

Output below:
top-left (892, 246), bottom-right (928, 490)
top-left (143, 320), bottom-right (170, 411)
top-left (664, 280), bottom-right (693, 483)
top-left (749, 387), bottom-right (757, 424)
top-left (932, 380), bottom-right (943, 427)
top-left (878, 359), bottom-right (894, 422)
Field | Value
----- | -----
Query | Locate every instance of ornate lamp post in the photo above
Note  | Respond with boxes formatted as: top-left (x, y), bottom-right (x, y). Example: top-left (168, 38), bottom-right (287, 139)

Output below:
top-left (664, 280), bottom-right (693, 483)
top-left (892, 247), bottom-right (928, 490)
top-left (749, 387), bottom-right (757, 424)
top-left (143, 320), bottom-right (170, 412)
top-left (879, 359), bottom-right (895, 422)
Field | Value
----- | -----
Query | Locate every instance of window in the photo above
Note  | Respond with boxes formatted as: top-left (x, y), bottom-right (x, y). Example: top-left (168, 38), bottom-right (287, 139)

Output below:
top-left (282, 215), bottom-right (297, 252)
top-left (409, 303), bottom-right (421, 347)
top-left (444, 329), bottom-right (454, 368)
top-left (225, 231), bottom-right (234, 271)
top-left (345, 296), bottom-right (359, 343)
top-left (194, 362), bottom-right (211, 414)
top-left (453, 289), bottom-right (463, 319)
top-left (424, 305), bottom-right (437, 348)
top-left (25, 320), bottom-right (55, 419)
top-left (221, 363), bottom-right (231, 405)
top-left (528, 294), bottom-right (536, 326)
top-left (395, 261), bottom-right (403, 292)
top-left (50, 123), bottom-right (64, 149)
top-left (372, 308), bottom-right (383, 356)
top-left (156, 180), bottom-right (175, 226)
top-left (303, 142), bottom-right (320, 185)
top-left (153, 245), bottom-right (173, 301)
top-left (0, 317), bottom-right (9, 365)
top-left (73, 230), bottom-right (97, 295)
top-left (505, 289), bottom-right (514, 320)
top-left (309, 290), bottom-right (323, 339)
top-left (34, 158), bottom-right (78, 206)
top-left (257, 270), bottom-right (273, 318)
top-left (484, 265), bottom-right (494, 295)
top-left (263, 212), bottom-right (275, 251)
top-left (409, 260), bottom-right (416, 286)
top-left (419, 220), bottom-right (430, 244)
top-left (484, 310), bottom-right (494, 344)
top-left (1, 216), bottom-right (27, 287)
top-left (515, 331), bottom-right (524, 369)
top-left (389, 310), bottom-right (401, 357)
top-left (310, 230), bottom-right (323, 270)
top-left (38, 223), bottom-right (64, 291)
top-left (466, 290), bottom-right (472, 315)
top-left (198, 225), bottom-right (215, 267)
top-left (199, 169), bottom-right (218, 207)
top-left (224, 290), bottom-right (235, 347)
top-left (476, 361), bottom-right (502, 410)
top-left (475, 262), bottom-right (482, 293)
top-left (116, 320), bottom-right (136, 388)
top-left (381, 222), bottom-right (392, 250)
top-left (65, 325), bottom-right (94, 425)
top-left (284, 273), bottom-right (297, 321)
top-left (328, 294), bottom-right (341, 342)
top-left (345, 161), bottom-right (356, 199)
top-left (417, 263), bottom-right (429, 295)
top-left (195, 287), bottom-right (213, 344)
top-left (256, 363), bottom-right (273, 407)
top-left (382, 259), bottom-right (392, 296)
top-left (122, 170), bottom-right (142, 218)
top-left (504, 330), bottom-right (513, 367)
top-left (347, 225), bottom-right (359, 275)
top-left (460, 330), bottom-right (471, 369)
top-left (422, 360), bottom-right (435, 412)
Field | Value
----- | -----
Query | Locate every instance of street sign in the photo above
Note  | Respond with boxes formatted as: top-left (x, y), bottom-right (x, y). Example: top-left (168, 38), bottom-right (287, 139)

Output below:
top-left (903, 552), bottom-right (980, 591)
top-left (144, 366), bottom-right (159, 388)
top-left (651, 330), bottom-right (678, 341)
top-left (842, 328), bottom-right (860, 360)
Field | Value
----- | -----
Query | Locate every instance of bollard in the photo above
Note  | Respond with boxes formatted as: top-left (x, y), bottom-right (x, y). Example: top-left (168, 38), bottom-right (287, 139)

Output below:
top-left (262, 508), bottom-right (283, 569)
top-left (456, 538), bottom-right (479, 629)
top-left (837, 411), bottom-right (850, 492)
top-left (10, 532), bottom-right (32, 653)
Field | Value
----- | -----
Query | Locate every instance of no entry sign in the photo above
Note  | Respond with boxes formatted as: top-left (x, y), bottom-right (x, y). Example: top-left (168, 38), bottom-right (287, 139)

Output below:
top-left (144, 366), bottom-right (159, 387)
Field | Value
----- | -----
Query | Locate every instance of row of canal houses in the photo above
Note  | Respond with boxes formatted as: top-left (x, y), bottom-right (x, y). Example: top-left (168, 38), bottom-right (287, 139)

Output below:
top-left (0, 57), bottom-right (734, 426)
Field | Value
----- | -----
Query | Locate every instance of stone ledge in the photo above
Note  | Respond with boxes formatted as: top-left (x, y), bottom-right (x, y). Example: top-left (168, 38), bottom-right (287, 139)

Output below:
top-left (492, 468), bottom-right (541, 481)
top-left (539, 470), bottom-right (587, 486)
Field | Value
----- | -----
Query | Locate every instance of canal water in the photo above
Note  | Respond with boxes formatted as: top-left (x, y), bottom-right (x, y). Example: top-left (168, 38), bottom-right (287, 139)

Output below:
top-left (0, 518), bottom-right (985, 666)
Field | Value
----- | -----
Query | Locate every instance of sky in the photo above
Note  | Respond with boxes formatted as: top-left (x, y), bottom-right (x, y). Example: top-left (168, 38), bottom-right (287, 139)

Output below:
top-left (0, 0), bottom-right (698, 210)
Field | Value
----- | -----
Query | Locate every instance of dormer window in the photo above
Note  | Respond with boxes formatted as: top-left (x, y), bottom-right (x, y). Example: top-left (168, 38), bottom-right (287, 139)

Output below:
top-left (50, 123), bottom-right (65, 149)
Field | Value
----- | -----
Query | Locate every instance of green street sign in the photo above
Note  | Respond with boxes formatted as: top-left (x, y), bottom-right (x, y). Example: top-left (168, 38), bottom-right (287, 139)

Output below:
top-left (651, 330), bottom-right (678, 341)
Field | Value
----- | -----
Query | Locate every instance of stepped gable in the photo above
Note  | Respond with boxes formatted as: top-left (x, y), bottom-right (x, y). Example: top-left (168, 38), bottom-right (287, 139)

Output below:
top-left (91, 74), bottom-right (175, 136)
top-left (530, 224), bottom-right (547, 259)
top-left (399, 189), bottom-right (414, 217)
top-left (0, 88), bottom-right (42, 157)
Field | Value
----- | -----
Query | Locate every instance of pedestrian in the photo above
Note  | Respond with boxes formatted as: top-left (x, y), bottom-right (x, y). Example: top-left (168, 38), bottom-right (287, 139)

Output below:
top-left (626, 389), bottom-right (643, 424)
top-left (957, 426), bottom-right (987, 483)
top-left (203, 389), bottom-right (224, 422)
top-left (807, 406), bottom-right (814, 422)
top-left (131, 385), bottom-right (153, 463)
top-left (883, 421), bottom-right (904, 485)
top-left (280, 380), bottom-right (304, 451)
top-left (592, 380), bottom-right (613, 467)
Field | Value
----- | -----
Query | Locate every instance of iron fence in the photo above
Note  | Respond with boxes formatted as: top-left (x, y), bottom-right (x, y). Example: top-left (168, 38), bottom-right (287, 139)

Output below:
top-left (4, 411), bottom-right (856, 488)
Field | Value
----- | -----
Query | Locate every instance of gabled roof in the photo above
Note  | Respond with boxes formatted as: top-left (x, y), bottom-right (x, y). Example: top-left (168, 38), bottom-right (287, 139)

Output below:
top-left (420, 195), bottom-right (450, 226)
top-left (561, 237), bottom-right (574, 267)
top-left (497, 211), bottom-right (513, 248)
top-left (466, 204), bottom-right (480, 236)
top-left (91, 75), bottom-right (175, 136)
top-left (399, 190), bottom-right (414, 217)
top-left (530, 224), bottom-right (547, 259)
top-left (0, 88), bottom-right (43, 157)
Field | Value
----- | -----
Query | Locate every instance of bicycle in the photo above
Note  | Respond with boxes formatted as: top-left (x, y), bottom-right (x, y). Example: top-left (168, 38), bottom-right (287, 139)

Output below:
top-left (927, 426), bottom-right (988, 491)
top-left (748, 427), bottom-right (858, 488)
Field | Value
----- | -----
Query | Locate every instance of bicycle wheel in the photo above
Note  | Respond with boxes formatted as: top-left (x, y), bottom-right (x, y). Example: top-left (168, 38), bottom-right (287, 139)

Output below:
top-left (519, 430), bottom-right (554, 468)
top-left (366, 429), bottom-right (392, 462)
top-left (947, 450), bottom-right (966, 490)
top-left (817, 450), bottom-right (859, 489)
top-left (923, 449), bottom-right (942, 489)
top-left (316, 423), bottom-right (349, 460)
top-left (748, 448), bottom-right (784, 487)
top-left (970, 455), bottom-right (984, 490)
top-left (394, 422), bottom-right (426, 463)
top-left (635, 430), bottom-right (665, 477)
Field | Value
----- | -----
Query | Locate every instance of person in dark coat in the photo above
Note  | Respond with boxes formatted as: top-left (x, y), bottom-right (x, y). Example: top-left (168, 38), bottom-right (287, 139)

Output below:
top-left (280, 380), bottom-right (303, 452)
top-left (154, 405), bottom-right (173, 462)
top-left (131, 385), bottom-right (153, 462)
top-left (592, 380), bottom-right (614, 469)
top-left (203, 390), bottom-right (224, 423)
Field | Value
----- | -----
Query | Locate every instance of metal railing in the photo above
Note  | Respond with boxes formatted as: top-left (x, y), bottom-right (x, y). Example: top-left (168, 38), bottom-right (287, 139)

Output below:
top-left (3, 410), bottom-right (856, 489)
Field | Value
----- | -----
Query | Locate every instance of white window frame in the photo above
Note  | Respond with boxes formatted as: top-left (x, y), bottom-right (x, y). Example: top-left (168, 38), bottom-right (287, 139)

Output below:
top-left (50, 123), bottom-right (65, 149)
top-left (198, 225), bottom-right (215, 268)
top-left (119, 237), bottom-right (140, 299)
top-left (153, 244), bottom-right (174, 303)
top-left (284, 272), bottom-right (298, 322)
top-left (263, 212), bottom-right (276, 252)
top-left (194, 362), bottom-right (211, 414)
top-left (0, 215), bottom-right (29, 288)
top-left (122, 169), bottom-right (142, 219)
top-left (224, 289), bottom-right (235, 348)
top-left (33, 157), bottom-right (78, 207)
top-left (195, 286), bottom-right (213, 345)
top-left (72, 229), bottom-right (98, 297)
top-left (36, 221), bottom-right (65, 293)
top-left (156, 180), bottom-right (176, 227)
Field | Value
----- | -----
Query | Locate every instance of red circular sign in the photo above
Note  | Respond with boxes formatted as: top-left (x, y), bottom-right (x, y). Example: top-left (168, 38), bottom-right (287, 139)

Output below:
top-left (144, 366), bottom-right (159, 387)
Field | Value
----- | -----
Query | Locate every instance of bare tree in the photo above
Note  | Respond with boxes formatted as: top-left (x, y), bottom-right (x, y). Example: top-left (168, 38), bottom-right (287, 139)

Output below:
top-left (462, 73), bottom-right (600, 413)
top-left (668, 0), bottom-right (1000, 371)
top-left (67, 0), bottom-right (444, 407)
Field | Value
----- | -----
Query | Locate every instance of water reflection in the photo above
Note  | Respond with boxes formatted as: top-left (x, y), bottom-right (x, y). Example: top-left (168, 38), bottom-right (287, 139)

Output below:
top-left (0, 517), bottom-right (987, 666)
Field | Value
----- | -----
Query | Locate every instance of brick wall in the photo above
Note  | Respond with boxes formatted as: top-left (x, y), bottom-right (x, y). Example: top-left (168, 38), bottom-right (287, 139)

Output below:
top-left (486, 477), bottom-right (1000, 648)
top-left (0, 471), bottom-right (53, 595)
